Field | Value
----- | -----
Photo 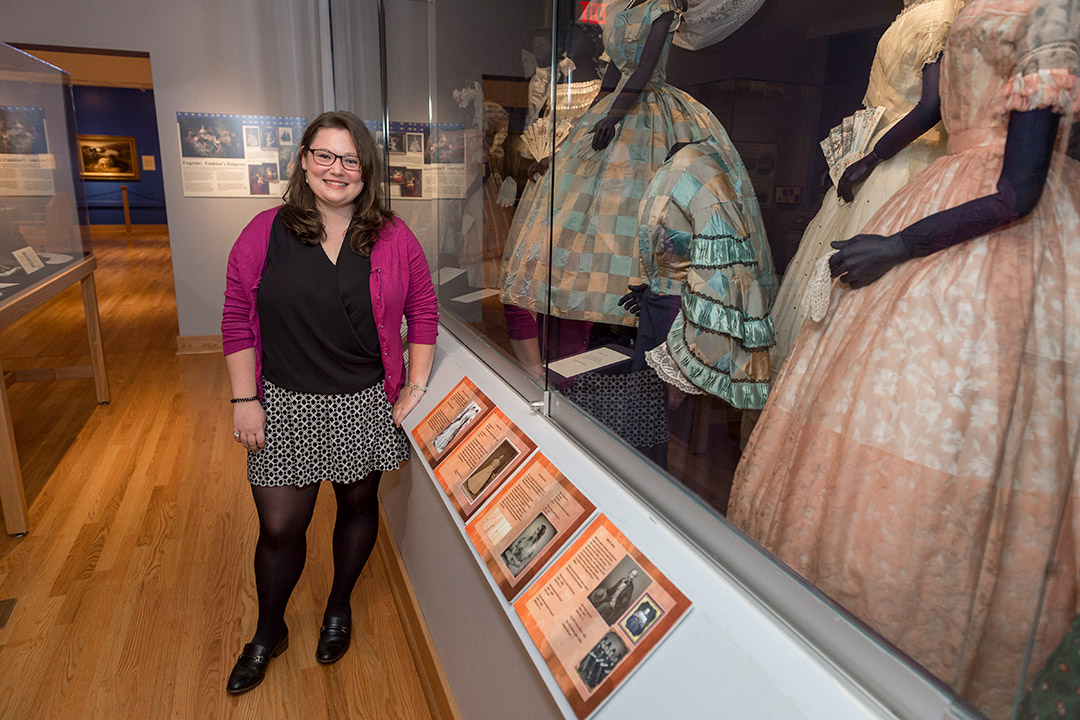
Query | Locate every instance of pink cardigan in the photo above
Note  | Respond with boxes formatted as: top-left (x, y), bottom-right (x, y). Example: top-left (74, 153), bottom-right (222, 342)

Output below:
top-left (221, 207), bottom-right (438, 403)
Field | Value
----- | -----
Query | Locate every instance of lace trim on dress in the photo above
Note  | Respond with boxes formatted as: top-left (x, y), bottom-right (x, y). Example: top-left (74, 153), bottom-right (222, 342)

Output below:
top-left (996, 68), bottom-right (1080, 121)
top-left (645, 342), bottom-right (705, 395)
top-left (673, 0), bottom-right (765, 51)
top-left (803, 252), bottom-right (836, 323)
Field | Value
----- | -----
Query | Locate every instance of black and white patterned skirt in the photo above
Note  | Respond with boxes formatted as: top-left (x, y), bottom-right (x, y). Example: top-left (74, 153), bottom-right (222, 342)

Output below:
top-left (248, 378), bottom-right (411, 487)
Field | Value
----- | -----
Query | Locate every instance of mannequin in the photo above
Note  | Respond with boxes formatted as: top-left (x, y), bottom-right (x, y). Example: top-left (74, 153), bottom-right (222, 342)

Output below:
top-left (501, 0), bottom-right (749, 329)
top-left (769, 0), bottom-right (962, 370)
top-left (501, 21), bottom-right (606, 377)
top-left (729, 0), bottom-right (1080, 714)
top-left (830, 107), bottom-right (1059, 284)
top-left (629, 139), bottom-right (777, 411)
top-left (588, 0), bottom-right (688, 152)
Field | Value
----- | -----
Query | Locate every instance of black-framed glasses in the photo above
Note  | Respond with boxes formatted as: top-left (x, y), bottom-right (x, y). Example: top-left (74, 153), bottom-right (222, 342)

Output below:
top-left (308, 147), bottom-right (361, 171)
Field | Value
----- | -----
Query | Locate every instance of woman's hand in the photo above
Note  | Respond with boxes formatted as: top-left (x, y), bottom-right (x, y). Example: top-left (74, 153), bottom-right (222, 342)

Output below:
top-left (590, 115), bottom-right (620, 151)
top-left (233, 401), bottom-right (266, 452)
top-left (829, 234), bottom-right (911, 288)
top-left (392, 387), bottom-right (424, 427)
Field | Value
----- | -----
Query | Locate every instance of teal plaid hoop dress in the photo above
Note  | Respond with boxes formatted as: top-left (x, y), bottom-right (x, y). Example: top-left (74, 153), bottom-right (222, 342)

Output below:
top-left (500, 0), bottom-right (754, 327)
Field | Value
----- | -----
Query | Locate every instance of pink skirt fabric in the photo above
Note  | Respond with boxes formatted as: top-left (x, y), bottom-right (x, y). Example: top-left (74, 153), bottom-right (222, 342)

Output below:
top-left (729, 134), bottom-right (1080, 717)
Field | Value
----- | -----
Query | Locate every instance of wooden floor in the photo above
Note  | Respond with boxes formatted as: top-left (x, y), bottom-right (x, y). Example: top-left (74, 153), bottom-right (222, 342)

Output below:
top-left (0, 231), bottom-right (436, 719)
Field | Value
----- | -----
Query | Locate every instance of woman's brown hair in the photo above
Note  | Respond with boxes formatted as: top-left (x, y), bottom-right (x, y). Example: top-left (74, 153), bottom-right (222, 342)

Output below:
top-left (280, 111), bottom-right (393, 257)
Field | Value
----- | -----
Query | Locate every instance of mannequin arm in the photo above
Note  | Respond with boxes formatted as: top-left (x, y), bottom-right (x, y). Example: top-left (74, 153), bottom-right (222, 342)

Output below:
top-left (830, 107), bottom-right (1060, 288)
top-left (837, 59), bottom-right (943, 202)
top-left (590, 10), bottom-right (677, 150)
top-left (597, 61), bottom-right (621, 97)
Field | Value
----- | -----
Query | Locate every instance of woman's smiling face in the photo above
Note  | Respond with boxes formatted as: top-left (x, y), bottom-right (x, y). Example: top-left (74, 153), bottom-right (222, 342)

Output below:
top-left (301, 128), bottom-right (365, 214)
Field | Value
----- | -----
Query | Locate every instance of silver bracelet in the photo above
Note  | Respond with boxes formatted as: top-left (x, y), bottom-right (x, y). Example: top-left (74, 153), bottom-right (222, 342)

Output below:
top-left (405, 381), bottom-right (428, 394)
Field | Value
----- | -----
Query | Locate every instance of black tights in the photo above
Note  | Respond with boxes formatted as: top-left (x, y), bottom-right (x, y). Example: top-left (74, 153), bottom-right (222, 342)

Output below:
top-left (249, 471), bottom-right (382, 646)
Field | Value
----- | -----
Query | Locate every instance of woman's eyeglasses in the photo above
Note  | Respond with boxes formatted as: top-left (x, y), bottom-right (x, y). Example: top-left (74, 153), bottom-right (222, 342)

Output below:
top-left (308, 148), bottom-right (360, 171)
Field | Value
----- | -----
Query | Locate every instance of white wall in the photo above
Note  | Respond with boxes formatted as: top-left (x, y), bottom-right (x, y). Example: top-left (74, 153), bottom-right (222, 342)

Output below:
top-left (4, 0), bottom-right (328, 338)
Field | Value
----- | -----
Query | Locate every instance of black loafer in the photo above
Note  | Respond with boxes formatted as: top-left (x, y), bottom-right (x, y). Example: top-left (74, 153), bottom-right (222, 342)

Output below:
top-left (316, 616), bottom-right (351, 664)
top-left (226, 630), bottom-right (289, 694)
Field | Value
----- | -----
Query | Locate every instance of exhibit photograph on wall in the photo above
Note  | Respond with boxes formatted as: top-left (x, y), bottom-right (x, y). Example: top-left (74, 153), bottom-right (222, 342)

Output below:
top-left (0, 106), bottom-right (55, 197)
top-left (411, 376), bottom-right (498, 468)
top-left (78, 134), bottom-right (139, 181)
top-left (465, 453), bottom-right (596, 601)
top-left (377, 120), bottom-right (467, 201)
top-left (176, 112), bottom-right (307, 198)
top-left (432, 406), bottom-right (537, 521)
top-left (514, 515), bottom-right (692, 719)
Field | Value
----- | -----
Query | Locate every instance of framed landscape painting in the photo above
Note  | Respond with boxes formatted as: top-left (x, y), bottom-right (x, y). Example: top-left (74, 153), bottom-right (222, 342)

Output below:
top-left (78, 134), bottom-right (140, 180)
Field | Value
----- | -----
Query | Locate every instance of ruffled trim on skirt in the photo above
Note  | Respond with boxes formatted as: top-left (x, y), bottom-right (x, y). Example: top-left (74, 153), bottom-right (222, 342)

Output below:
top-left (667, 315), bottom-right (772, 410)
top-left (690, 233), bottom-right (760, 269)
top-left (682, 288), bottom-right (776, 350)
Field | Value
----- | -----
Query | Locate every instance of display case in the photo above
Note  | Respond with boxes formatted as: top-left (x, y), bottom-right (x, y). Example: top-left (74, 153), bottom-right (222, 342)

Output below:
top-left (0, 43), bottom-right (93, 308)
top-left (341, 1), bottom-right (1080, 718)
top-left (0, 43), bottom-right (105, 535)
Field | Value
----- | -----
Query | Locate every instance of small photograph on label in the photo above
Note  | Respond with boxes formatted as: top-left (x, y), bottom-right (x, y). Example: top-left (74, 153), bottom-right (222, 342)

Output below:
top-left (500, 512), bottom-right (555, 578)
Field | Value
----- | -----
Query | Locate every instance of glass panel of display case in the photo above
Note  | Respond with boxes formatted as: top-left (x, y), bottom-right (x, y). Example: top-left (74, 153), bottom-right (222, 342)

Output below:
top-left (540, 2), bottom-right (1078, 718)
top-left (328, 0), bottom-right (386, 146)
top-left (420, 0), bottom-right (1080, 717)
top-left (0, 43), bottom-right (92, 312)
top-left (398, 0), bottom-right (563, 398)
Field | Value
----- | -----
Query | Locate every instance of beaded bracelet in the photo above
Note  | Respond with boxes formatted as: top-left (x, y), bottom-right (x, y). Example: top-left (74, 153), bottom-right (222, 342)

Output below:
top-left (230, 396), bottom-right (259, 404)
top-left (405, 381), bottom-right (428, 394)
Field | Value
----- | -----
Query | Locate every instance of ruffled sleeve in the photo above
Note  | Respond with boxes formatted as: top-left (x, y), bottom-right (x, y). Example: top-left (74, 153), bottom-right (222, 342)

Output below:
top-left (911, 17), bottom-right (953, 70)
top-left (647, 0), bottom-right (682, 28)
top-left (996, 0), bottom-right (1080, 119)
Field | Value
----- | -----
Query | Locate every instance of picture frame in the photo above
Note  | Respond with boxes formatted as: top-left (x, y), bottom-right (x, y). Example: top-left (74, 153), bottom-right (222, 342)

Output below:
top-left (77, 134), bottom-right (140, 181)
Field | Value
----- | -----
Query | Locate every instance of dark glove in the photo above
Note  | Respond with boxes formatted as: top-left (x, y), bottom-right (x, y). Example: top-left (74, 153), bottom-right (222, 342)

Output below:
top-left (837, 152), bottom-right (881, 203)
top-left (833, 59), bottom-right (942, 203)
top-left (590, 115), bottom-right (620, 151)
top-left (527, 157), bottom-right (551, 177)
top-left (829, 234), bottom-right (911, 288)
top-left (618, 283), bottom-right (647, 316)
top-left (830, 107), bottom-right (1059, 289)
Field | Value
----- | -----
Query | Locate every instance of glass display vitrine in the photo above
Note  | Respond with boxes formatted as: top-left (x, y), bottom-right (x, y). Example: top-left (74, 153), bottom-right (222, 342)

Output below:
top-left (350, 1), bottom-right (1080, 718)
top-left (0, 43), bottom-right (93, 314)
top-left (0, 43), bottom-right (104, 536)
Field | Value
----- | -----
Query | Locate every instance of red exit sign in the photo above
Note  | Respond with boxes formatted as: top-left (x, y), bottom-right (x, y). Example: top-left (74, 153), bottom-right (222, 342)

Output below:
top-left (579, 1), bottom-right (606, 24)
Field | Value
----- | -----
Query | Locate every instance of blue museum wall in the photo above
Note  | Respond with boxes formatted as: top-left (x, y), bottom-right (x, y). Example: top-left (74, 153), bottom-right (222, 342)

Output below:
top-left (73, 86), bottom-right (168, 226)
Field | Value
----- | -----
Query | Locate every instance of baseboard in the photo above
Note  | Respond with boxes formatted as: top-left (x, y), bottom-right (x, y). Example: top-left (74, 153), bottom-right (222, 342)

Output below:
top-left (175, 334), bottom-right (222, 355)
top-left (89, 224), bottom-right (169, 238)
top-left (378, 503), bottom-right (463, 720)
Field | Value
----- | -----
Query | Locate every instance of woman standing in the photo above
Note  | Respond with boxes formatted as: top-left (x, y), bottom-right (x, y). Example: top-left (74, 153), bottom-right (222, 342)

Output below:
top-left (221, 111), bottom-right (438, 694)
